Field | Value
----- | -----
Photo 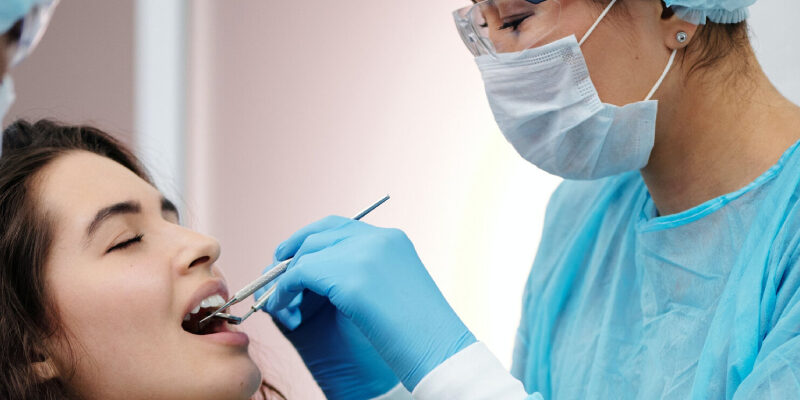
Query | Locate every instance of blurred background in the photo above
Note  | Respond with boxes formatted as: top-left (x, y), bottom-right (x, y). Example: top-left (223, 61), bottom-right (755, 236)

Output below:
top-left (6, 1), bottom-right (800, 397)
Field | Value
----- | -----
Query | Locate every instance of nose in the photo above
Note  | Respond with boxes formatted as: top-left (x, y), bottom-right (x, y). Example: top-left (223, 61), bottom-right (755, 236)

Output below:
top-left (171, 225), bottom-right (221, 275)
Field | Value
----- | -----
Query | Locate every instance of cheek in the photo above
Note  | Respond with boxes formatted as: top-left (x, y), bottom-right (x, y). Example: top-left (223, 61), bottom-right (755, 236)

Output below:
top-left (546, 2), bottom-right (598, 43)
top-left (46, 256), bottom-right (177, 390)
top-left (47, 254), bottom-right (261, 399)
top-left (51, 258), bottom-right (172, 338)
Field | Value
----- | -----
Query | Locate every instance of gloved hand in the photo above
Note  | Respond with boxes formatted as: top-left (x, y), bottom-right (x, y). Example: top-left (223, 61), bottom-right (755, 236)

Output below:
top-left (257, 276), bottom-right (399, 400)
top-left (264, 216), bottom-right (476, 391)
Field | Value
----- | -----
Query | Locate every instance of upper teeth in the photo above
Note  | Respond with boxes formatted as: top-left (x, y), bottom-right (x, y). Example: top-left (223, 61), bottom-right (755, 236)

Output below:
top-left (184, 294), bottom-right (226, 321)
top-left (200, 294), bottom-right (226, 310)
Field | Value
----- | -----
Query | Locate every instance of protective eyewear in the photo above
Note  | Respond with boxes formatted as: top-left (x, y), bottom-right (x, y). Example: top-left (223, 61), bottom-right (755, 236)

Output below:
top-left (453, 0), bottom-right (561, 57)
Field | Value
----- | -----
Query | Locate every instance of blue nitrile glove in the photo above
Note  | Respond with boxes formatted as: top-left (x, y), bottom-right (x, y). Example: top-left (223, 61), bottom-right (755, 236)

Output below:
top-left (256, 272), bottom-right (399, 400)
top-left (264, 216), bottom-right (477, 391)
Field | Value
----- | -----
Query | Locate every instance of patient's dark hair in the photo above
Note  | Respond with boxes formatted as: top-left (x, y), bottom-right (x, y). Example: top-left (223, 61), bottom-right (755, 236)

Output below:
top-left (0, 120), bottom-right (284, 399)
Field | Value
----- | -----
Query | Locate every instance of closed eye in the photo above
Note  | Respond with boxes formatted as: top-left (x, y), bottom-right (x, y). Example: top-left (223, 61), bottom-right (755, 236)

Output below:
top-left (499, 14), bottom-right (532, 31)
top-left (107, 234), bottom-right (143, 253)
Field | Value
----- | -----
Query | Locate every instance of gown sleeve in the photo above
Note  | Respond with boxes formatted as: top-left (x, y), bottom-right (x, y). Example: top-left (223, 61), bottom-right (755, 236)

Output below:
top-left (733, 237), bottom-right (800, 399)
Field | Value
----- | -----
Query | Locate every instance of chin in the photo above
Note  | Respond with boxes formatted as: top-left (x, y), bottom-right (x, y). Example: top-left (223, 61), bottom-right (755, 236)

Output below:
top-left (202, 354), bottom-right (263, 400)
top-left (241, 361), bottom-right (264, 399)
top-left (230, 357), bottom-right (264, 399)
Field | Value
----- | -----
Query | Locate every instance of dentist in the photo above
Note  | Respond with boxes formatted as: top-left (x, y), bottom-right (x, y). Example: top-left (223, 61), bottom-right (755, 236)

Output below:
top-left (263, 0), bottom-right (800, 399)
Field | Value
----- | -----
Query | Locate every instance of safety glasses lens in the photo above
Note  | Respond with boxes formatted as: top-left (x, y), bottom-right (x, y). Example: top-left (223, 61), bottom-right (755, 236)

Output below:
top-left (453, 0), bottom-right (561, 57)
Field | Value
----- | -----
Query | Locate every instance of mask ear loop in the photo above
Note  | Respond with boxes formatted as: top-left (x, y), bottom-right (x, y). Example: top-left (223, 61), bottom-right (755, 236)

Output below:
top-left (576, 0), bottom-right (677, 102)
top-left (644, 49), bottom-right (677, 101)
top-left (579, 0), bottom-right (618, 46)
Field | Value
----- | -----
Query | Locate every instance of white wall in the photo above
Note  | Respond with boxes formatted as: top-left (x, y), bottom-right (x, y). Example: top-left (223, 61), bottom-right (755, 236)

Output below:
top-left (134, 0), bottom-right (187, 210)
top-left (749, 1), bottom-right (800, 105)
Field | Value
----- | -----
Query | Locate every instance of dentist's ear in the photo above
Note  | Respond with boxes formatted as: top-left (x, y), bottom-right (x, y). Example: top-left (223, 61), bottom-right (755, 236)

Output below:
top-left (659, 6), bottom-right (699, 50)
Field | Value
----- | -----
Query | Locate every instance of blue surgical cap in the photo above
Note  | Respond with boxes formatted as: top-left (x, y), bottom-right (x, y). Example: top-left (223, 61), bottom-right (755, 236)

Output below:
top-left (0, 0), bottom-right (40, 35)
top-left (664, 0), bottom-right (756, 24)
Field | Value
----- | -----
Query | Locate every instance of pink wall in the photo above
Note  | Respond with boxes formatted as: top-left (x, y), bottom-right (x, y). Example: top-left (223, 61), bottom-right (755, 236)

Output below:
top-left (6, 0), bottom-right (134, 144)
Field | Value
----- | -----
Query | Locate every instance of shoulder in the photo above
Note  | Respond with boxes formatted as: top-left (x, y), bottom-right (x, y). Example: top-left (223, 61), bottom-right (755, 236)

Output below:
top-left (769, 198), bottom-right (800, 295)
top-left (756, 149), bottom-right (800, 324)
top-left (766, 148), bottom-right (800, 286)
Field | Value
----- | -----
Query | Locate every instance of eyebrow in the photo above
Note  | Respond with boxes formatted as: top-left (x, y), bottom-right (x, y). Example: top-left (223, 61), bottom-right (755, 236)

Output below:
top-left (85, 197), bottom-right (180, 239)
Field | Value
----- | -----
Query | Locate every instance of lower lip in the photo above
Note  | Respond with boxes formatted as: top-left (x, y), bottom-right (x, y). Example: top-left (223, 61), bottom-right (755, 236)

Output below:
top-left (194, 330), bottom-right (250, 347)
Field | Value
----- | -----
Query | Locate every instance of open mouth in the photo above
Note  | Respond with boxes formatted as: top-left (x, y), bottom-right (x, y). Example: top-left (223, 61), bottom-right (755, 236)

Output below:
top-left (182, 294), bottom-right (229, 335)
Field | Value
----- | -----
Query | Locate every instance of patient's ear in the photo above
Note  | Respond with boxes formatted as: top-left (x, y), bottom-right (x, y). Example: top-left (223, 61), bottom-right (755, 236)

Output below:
top-left (31, 358), bottom-right (59, 381)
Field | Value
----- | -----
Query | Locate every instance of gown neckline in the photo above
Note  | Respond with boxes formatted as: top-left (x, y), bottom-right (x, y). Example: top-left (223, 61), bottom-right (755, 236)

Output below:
top-left (636, 139), bottom-right (800, 232)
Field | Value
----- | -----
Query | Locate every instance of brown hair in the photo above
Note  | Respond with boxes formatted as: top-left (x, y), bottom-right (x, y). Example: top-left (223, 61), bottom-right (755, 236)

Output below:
top-left (658, 3), bottom-right (751, 76)
top-left (0, 120), bottom-right (284, 399)
top-left (593, 0), bottom-right (750, 75)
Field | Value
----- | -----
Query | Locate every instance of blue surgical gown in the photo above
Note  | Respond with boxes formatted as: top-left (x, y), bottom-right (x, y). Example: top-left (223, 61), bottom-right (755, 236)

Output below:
top-left (512, 140), bottom-right (800, 399)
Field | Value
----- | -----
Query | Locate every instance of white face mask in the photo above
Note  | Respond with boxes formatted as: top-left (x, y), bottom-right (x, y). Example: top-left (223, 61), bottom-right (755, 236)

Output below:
top-left (475, 1), bottom-right (676, 180)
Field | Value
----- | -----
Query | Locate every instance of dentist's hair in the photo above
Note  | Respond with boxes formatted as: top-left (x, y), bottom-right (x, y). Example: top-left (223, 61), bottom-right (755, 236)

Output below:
top-left (0, 120), bottom-right (284, 399)
top-left (594, 0), bottom-right (751, 75)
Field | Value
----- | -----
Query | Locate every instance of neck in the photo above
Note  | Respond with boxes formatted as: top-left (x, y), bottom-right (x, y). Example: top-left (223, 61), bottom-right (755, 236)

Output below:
top-left (641, 49), bottom-right (800, 215)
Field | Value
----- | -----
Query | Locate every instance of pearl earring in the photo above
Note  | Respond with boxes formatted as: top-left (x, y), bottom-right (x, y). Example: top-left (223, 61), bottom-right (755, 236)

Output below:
top-left (676, 31), bottom-right (688, 43)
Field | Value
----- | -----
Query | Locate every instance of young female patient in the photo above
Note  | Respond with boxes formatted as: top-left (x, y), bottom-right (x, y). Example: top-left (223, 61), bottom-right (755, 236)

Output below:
top-left (0, 120), bottom-right (284, 399)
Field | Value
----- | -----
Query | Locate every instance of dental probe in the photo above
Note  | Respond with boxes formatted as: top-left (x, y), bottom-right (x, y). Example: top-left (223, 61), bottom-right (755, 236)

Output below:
top-left (200, 194), bottom-right (391, 327)
top-left (237, 285), bottom-right (276, 323)
top-left (205, 288), bottom-right (273, 326)
top-left (213, 312), bottom-right (242, 324)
